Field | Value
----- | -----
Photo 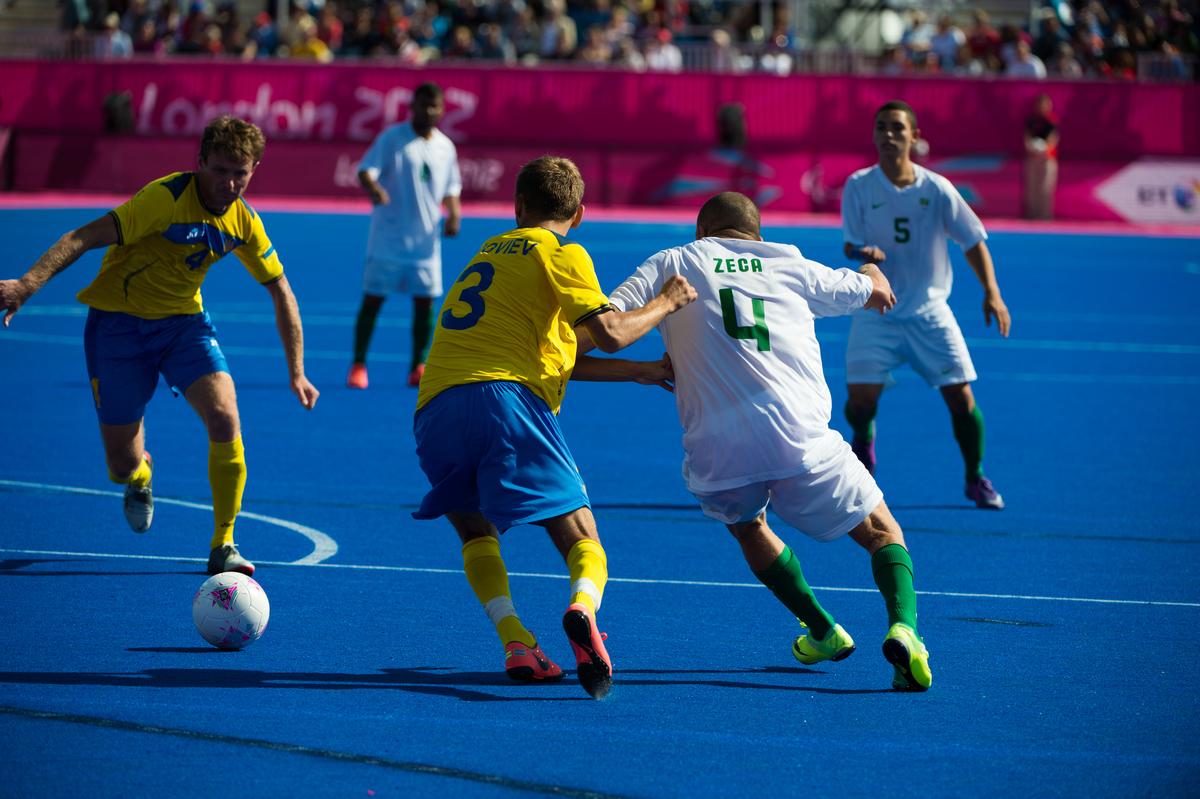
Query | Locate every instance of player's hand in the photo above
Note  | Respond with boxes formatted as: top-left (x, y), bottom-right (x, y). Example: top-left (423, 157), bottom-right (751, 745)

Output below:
top-left (634, 353), bottom-right (675, 393)
top-left (984, 291), bottom-right (1011, 337)
top-left (292, 376), bottom-right (320, 410)
top-left (860, 264), bottom-right (896, 314)
top-left (370, 187), bottom-right (390, 206)
top-left (0, 278), bottom-right (32, 327)
top-left (860, 245), bottom-right (886, 263)
top-left (658, 275), bottom-right (698, 312)
top-left (443, 215), bottom-right (461, 238)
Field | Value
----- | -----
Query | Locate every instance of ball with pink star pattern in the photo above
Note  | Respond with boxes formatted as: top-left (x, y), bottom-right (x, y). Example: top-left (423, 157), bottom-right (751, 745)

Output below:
top-left (192, 571), bottom-right (270, 650)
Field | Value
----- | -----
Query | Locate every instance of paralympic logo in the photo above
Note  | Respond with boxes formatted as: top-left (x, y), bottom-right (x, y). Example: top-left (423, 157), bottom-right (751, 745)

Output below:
top-left (1173, 179), bottom-right (1200, 212)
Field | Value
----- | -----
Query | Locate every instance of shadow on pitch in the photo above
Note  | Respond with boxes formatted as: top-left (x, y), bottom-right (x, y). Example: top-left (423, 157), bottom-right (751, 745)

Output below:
top-left (0, 558), bottom-right (197, 577)
top-left (614, 666), bottom-right (895, 695)
top-left (0, 664), bottom-right (895, 698)
top-left (0, 666), bottom-right (581, 703)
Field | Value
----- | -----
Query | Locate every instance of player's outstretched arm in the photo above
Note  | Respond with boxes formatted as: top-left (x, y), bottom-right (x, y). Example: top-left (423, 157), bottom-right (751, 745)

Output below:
top-left (264, 275), bottom-right (319, 409)
top-left (0, 214), bottom-right (117, 327)
top-left (581, 275), bottom-right (697, 353)
top-left (571, 353), bottom-right (674, 392)
top-left (964, 241), bottom-right (1011, 337)
top-left (859, 263), bottom-right (896, 314)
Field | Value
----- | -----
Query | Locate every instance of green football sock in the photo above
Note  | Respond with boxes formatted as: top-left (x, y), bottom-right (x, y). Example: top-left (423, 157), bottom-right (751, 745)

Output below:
top-left (753, 546), bottom-right (834, 640)
top-left (871, 544), bottom-right (918, 631)
top-left (845, 400), bottom-right (876, 443)
top-left (352, 302), bottom-right (382, 365)
top-left (951, 406), bottom-right (986, 480)
top-left (411, 303), bottom-right (436, 370)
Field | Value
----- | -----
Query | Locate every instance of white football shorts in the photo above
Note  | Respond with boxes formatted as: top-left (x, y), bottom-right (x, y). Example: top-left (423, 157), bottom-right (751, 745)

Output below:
top-left (692, 438), bottom-right (883, 542)
top-left (362, 256), bottom-right (443, 298)
top-left (846, 303), bottom-right (977, 388)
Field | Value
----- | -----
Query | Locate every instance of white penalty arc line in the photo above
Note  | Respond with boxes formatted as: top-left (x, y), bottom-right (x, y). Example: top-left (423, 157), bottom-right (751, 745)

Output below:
top-left (0, 546), bottom-right (1195, 609)
top-left (0, 480), bottom-right (337, 566)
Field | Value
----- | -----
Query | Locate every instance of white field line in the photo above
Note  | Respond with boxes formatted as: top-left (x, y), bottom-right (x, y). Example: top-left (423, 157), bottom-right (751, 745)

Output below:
top-left (0, 480), bottom-right (337, 565)
top-left (0, 546), bottom-right (1195, 609)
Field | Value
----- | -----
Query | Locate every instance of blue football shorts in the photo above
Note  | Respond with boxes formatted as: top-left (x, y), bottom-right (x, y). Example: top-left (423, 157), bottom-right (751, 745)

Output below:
top-left (412, 380), bottom-right (591, 531)
top-left (83, 308), bottom-right (230, 425)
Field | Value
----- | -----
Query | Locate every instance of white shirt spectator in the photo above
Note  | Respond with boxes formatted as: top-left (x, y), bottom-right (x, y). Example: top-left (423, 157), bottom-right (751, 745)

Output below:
top-left (645, 30), bottom-right (683, 72)
top-left (95, 12), bottom-right (133, 59)
top-left (1005, 43), bottom-right (1047, 78)
top-left (929, 17), bottom-right (966, 69)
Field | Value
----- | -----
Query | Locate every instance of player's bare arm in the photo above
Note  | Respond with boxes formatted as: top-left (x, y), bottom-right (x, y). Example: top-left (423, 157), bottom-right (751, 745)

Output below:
top-left (443, 195), bottom-right (462, 237)
top-left (844, 242), bottom-right (887, 263)
top-left (964, 241), bottom-right (1011, 337)
top-left (264, 275), bottom-right (320, 409)
top-left (571, 353), bottom-right (675, 392)
top-left (0, 214), bottom-right (118, 327)
top-left (859, 263), bottom-right (897, 314)
top-left (357, 170), bottom-right (389, 206)
top-left (581, 275), bottom-right (698, 353)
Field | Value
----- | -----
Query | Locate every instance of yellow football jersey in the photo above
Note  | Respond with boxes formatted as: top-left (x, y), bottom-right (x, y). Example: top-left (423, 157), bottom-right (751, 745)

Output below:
top-left (416, 226), bottom-right (610, 414)
top-left (76, 172), bottom-right (284, 319)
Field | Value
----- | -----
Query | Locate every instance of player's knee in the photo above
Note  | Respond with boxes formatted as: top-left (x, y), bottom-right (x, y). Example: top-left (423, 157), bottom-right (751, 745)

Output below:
top-left (845, 397), bottom-right (878, 423)
top-left (850, 503), bottom-right (905, 552)
top-left (205, 410), bottom-right (240, 442)
top-left (941, 383), bottom-right (974, 414)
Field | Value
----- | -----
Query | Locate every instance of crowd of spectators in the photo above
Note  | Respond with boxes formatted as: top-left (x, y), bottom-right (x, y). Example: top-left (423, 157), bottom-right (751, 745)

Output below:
top-left (64, 0), bottom-right (1197, 81)
top-left (883, 4), bottom-right (1196, 81)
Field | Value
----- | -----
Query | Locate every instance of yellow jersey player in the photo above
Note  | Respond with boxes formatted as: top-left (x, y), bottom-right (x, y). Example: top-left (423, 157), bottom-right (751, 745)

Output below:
top-left (412, 156), bottom-right (696, 698)
top-left (0, 115), bottom-right (319, 576)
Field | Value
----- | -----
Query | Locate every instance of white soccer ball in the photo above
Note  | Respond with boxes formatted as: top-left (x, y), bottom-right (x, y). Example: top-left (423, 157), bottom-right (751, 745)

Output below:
top-left (192, 572), bottom-right (270, 650)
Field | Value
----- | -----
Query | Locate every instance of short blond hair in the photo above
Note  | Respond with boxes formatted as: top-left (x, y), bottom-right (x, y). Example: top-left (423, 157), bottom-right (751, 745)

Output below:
top-left (515, 156), bottom-right (584, 222)
top-left (200, 115), bottom-right (266, 165)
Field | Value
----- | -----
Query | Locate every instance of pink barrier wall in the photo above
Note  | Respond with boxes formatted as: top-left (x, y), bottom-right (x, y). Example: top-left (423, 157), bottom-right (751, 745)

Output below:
top-left (2, 59), bottom-right (1198, 223)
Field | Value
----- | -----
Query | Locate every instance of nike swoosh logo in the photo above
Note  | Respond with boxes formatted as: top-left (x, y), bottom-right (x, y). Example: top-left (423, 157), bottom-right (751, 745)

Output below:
top-left (871, 202), bottom-right (885, 209)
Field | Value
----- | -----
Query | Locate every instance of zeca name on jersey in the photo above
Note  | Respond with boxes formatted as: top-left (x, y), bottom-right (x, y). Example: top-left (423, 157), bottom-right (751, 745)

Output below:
top-left (713, 257), bottom-right (763, 274)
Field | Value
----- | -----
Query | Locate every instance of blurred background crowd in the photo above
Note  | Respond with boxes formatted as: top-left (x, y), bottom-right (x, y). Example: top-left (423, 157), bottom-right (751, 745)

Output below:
top-left (18, 0), bottom-right (1197, 80)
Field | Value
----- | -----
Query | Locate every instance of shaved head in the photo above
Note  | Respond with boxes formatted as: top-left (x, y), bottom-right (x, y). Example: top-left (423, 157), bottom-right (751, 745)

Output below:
top-left (697, 192), bottom-right (761, 239)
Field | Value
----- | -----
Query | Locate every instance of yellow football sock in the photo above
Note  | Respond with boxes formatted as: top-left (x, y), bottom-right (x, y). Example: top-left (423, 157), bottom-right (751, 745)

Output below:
top-left (462, 538), bottom-right (534, 646)
top-left (462, 536), bottom-right (535, 647)
top-left (567, 538), bottom-right (608, 614)
top-left (109, 454), bottom-right (151, 488)
top-left (209, 437), bottom-right (246, 550)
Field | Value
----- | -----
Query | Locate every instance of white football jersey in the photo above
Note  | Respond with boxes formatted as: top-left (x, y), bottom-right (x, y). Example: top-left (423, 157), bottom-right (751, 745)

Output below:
top-left (841, 164), bottom-right (986, 318)
top-left (609, 237), bottom-right (873, 493)
top-left (359, 123), bottom-right (462, 267)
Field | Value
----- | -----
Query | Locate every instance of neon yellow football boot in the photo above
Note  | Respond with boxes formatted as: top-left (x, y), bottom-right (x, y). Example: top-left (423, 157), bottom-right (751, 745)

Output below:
top-left (792, 622), bottom-right (856, 665)
top-left (883, 623), bottom-right (932, 691)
